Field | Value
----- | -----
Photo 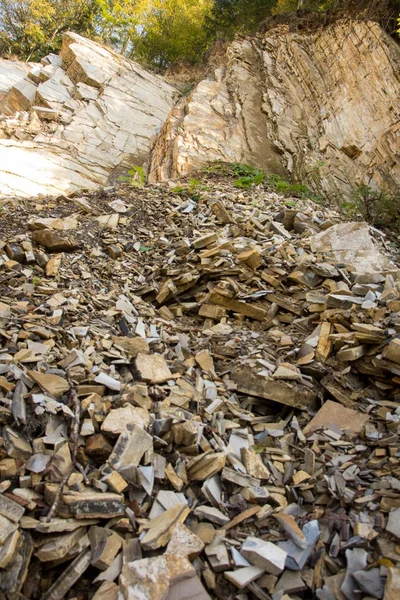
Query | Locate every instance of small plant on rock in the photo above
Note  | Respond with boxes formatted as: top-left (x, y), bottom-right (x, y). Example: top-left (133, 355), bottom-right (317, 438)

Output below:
top-left (118, 166), bottom-right (146, 188)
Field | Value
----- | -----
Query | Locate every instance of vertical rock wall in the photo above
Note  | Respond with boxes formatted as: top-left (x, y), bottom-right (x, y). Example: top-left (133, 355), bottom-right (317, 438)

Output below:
top-left (149, 21), bottom-right (400, 198)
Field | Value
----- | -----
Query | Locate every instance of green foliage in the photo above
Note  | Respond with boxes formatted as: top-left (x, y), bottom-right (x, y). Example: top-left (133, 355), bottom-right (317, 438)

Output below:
top-left (234, 173), bottom-right (265, 188)
top-left (272, 0), bottom-right (342, 14)
top-left (206, 0), bottom-right (275, 39)
top-left (96, 0), bottom-right (213, 68)
top-left (171, 178), bottom-right (205, 201)
top-left (0, 0), bottom-right (99, 60)
top-left (203, 161), bottom-right (319, 199)
top-left (341, 184), bottom-right (400, 231)
top-left (118, 165), bottom-right (146, 187)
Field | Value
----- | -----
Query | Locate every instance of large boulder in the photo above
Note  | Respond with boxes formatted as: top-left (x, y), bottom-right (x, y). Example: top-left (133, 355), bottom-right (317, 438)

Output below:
top-left (310, 222), bottom-right (397, 274)
top-left (149, 21), bottom-right (400, 198)
top-left (0, 33), bottom-right (176, 198)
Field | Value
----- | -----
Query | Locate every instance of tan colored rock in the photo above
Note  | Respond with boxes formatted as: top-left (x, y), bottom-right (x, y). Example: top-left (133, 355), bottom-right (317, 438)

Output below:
top-left (28, 371), bottom-right (69, 398)
top-left (303, 400), bottom-right (369, 438)
top-left (310, 222), bottom-right (397, 274)
top-left (112, 336), bottom-right (149, 357)
top-left (89, 527), bottom-right (123, 570)
top-left (92, 582), bottom-right (119, 600)
top-left (384, 568), bottom-right (400, 600)
top-left (187, 452), bottom-right (226, 481)
top-left (46, 254), bottom-right (62, 277)
top-left (241, 448), bottom-right (270, 480)
top-left (0, 530), bottom-right (20, 569)
top-left (141, 504), bottom-right (190, 551)
top-left (166, 523), bottom-right (205, 559)
top-left (134, 352), bottom-right (172, 384)
top-left (108, 423), bottom-right (153, 471)
top-left (31, 230), bottom-right (80, 253)
top-left (28, 215), bottom-right (79, 231)
top-left (36, 528), bottom-right (87, 562)
top-left (120, 553), bottom-right (210, 600)
top-left (101, 405), bottom-right (150, 434)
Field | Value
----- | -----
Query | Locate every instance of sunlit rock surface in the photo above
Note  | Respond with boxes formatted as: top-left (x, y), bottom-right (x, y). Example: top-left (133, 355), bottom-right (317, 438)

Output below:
top-left (0, 33), bottom-right (176, 198)
top-left (150, 21), bottom-right (400, 198)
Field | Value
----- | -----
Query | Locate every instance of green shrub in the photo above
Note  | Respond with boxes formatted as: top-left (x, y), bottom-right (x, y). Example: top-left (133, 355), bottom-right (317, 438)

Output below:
top-left (341, 185), bottom-right (400, 231)
top-left (118, 166), bottom-right (146, 188)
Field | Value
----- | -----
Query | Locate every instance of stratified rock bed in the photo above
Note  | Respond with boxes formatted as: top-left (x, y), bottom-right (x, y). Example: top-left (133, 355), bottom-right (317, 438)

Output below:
top-left (1, 173), bottom-right (400, 599)
top-left (149, 20), bottom-right (400, 199)
top-left (0, 33), bottom-right (175, 198)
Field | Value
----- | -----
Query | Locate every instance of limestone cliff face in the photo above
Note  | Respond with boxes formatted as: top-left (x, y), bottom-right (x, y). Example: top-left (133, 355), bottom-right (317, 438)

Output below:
top-left (149, 21), bottom-right (400, 198)
top-left (0, 33), bottom-right (175, 198)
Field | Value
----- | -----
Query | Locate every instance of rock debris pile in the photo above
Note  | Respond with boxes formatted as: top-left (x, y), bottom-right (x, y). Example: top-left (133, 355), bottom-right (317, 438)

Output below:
top-left (1, 173), bottom-right (400, 599)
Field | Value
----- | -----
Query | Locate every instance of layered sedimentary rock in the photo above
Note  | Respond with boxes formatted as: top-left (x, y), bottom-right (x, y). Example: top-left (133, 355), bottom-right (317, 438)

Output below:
top-left (149, 20), bottom-right (400, 198)
top-left (0, 60), bottom-right (34, 108)
top-left (0, 33), bottom-right (175, 198)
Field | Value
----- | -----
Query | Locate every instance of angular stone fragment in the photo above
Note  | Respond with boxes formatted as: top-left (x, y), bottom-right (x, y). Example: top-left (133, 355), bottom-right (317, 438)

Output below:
top-left (187, 451), bottom-right (226, 481)
top-left (225, 566), bottom-right (265, 589)
top-left (0, 530), bottom-right (20, 568)
top-left (193, 233), bottom-right (217, 249)
top-left (31, 229), bottom-right (80, 252)
top-left (384, 568), bottom-right (400, 600)
top-left (112, 336), bottom-right (149, 357)
top-left (279, 520), bottom-right (320, 571)
top-left (303, 401), bottom-right (369, 438)
top-left (232, 368), bottom-right (317, 410)
top-left (166, 523), bottom-right (205, 559)
top-left (92, 582), bottom-right (119, 600)
top-left (353, 568), bottom-right (384, 599)
top-left (241, 448), bottom-right (270, 480)
top-left (340, 548), bottom-right (368, 600)
top-left (86, 434), bottom-right (113, 461)
top-left (0, 513), bottom-right (19, 543)
top-left (42, 549), bottom-right (91, 600)
top-left (46, 253), bottom-right (62, 276)
top-left (273, 513), bottom-right (307, 548)
top-left (310, 222), bottom-right (396, 274)
top-left (94, 372), bottom-right (121, 391)
top-left (205, 535), bottom-right (231, 572)
top-left (108, 423), bottom-right (153, 471)
top-left (383, 339), bottom-right (400, 365)
top-left (141, 503), bottom-right (190, 551)
top-left (386, 507), bottom-right (400, 541)
top-left (28, 370), bottom-right (69, 398)
top-left (89, 526), bottom-right (123, 570)
top-left (102, 405), bottom-right (149, 434)
top-left (134, 352), bottom-right (172, 384)
top-left (241, 536), bottom-right (287, 575)
top-left (50, 488), bottom-right (125, 519)
top-left (0, 493), bottom-right (25, 522)
top-left (237, 248), bottom-right (262, 269)
top-left (207, 291), bottom-right (267, 321)
top-left (194, 505), bottom-right (230, 526)
top-left (36, 528), bottom-right (87, 562)
top-left (0, 531), bottom-right (34, 597)
top-left (120, 553), bottom-right (211, 600)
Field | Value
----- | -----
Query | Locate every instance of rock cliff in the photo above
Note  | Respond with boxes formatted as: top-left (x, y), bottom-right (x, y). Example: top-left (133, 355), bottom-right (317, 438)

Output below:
top-left (149, 20), bottom-right (400, 198)
top-left (0, 33), bottom-right (175, 198)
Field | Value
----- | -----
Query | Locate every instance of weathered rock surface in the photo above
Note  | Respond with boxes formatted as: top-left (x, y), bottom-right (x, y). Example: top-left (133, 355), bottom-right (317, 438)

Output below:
top-left (0, 33), bottom-right (175, 198)
top-left (150, 20), bottom-right (400, 198)
top-left (0, 59), bottom-right (34, 108)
